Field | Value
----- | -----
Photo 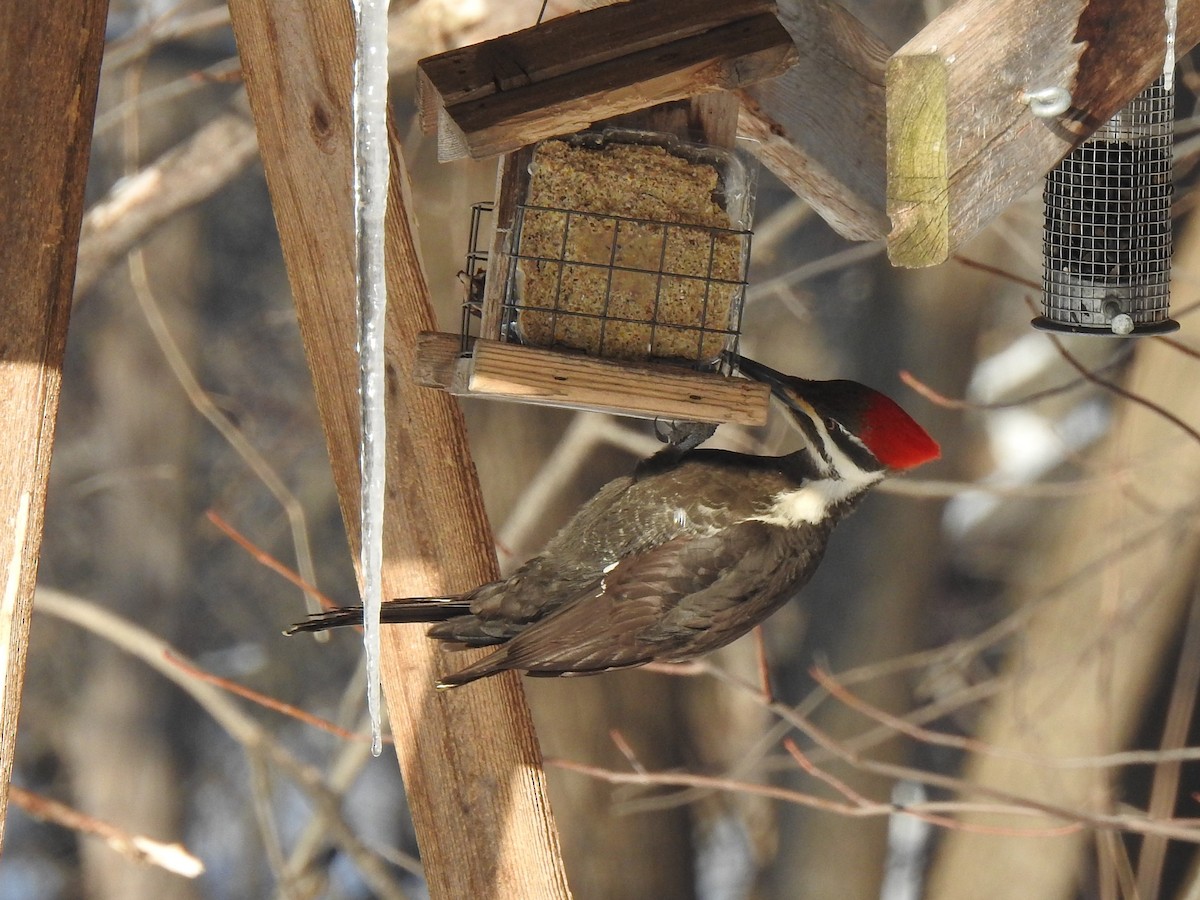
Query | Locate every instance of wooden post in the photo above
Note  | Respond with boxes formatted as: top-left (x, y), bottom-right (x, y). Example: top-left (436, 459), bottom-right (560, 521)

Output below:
top-left (887, 0), bottom-right (1200, 267)
top-left (226, 2), bottom-right (572, 897)
top-left (0, 0), bottom-right (110, 853)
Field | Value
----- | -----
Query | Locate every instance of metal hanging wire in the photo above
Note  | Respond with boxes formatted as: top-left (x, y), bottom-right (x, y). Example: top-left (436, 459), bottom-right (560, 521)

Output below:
top-left (1037, 76), bottom-right (1179, 336)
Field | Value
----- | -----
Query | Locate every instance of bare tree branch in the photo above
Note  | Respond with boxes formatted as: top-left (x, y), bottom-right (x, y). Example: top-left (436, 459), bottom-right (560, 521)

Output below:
top-left (8, 786), bottom-right (204, 879)
top-left (34, 588), bottom-right (413, 899)
top-left (75, 97), bottom-right (259, 298)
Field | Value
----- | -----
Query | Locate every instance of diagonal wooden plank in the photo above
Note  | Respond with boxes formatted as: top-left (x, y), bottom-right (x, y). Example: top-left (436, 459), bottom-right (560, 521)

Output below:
top-left (226, 2), bottom-right (572, 897)
top-left (0, 0), bottom-right (110, 853)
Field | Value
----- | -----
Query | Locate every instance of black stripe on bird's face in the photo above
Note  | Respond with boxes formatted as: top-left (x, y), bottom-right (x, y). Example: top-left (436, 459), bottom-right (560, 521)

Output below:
top-left (734, 356), bottom-right (885, 480)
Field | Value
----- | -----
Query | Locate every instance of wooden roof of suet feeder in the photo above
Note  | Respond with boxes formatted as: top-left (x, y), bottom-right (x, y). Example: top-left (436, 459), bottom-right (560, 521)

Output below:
top-left (414, 0), bottom-right (800, 427)
top-left (416, 0), bottom-right (797, 161)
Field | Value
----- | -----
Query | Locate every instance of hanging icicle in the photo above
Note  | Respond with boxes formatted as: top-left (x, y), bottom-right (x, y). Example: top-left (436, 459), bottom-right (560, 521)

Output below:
top-left (1165, 0), bottom-right (1179, 92)
top-left (351, 0), bottom-right (389, 757)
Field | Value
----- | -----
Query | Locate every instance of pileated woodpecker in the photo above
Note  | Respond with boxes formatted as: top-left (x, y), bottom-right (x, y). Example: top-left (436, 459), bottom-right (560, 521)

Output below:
top-left (287, 356), bottom-right (939, 688)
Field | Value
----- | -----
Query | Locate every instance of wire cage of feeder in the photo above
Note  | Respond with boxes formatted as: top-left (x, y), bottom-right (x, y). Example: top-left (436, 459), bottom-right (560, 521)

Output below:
top-left (459, 201), bottom-right (493, 351)
top-left (416, 0), bottom-right (792, 428)
top-left (1037, 76), bottom-right (1179, 336)
top-left (488, 129), bottom-right (757, 372)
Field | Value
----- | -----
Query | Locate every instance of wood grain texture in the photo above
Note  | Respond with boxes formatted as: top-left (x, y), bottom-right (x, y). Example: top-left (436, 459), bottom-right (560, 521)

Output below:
top-left (0, 0), bottom-right (109, 853)
top-left (420, 0), bottom-right (797, 159)
top-left (419, 0), bottom-right (777, 111)
top-left (887, 0), bottom-right (1200, 267)
top-left (412, 331), bottom-right (469, 391)
top-left (416, 333), bottom-right (771, 425)
top-left (480, 147), bottom-right (535, 341)
top-left (737, 0), bottom-right (891, 241)
top-left (226, 2), bottom-right (572, 897)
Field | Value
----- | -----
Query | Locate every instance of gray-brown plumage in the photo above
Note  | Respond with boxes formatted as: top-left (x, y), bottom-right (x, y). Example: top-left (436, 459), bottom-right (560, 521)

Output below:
top-left (287, 356), bottom-right (939, 688)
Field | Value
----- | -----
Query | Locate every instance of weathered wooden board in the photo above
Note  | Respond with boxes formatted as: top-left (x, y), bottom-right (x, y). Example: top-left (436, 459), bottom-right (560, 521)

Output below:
top-left (415, 333), bottom-right (772, 426)
top-left (0, 0), bottom-right (109, 853)
top-left (419, 0), bottom-right (797, 159)
top-left (227, 2), bottom-right (572, 897)
top-left (419, 0), bottom-right (778, 116)
top-left (737, 0), bottom-right (891, 241)
top-left (888, 0), bottom-right (1200, 267)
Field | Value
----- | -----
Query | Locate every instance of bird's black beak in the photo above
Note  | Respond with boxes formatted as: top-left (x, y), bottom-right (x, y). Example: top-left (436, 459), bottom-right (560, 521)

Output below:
top-left (732, 354), bottom-right (789, 391)
top-left (731, 354), bottom-right (812, 410)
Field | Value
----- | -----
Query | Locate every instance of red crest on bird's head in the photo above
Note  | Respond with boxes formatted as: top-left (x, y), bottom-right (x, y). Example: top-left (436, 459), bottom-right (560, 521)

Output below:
top-left (855, 389), bottom-right (940, 470)
top-left (735, 356), bottom-right (939, 472)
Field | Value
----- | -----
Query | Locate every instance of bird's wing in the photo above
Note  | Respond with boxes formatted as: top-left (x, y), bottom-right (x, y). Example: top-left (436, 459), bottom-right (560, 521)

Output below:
top-left (439, 455), bottom-right (807, 660)
top-left (440, 521), bottom-right (803, 685)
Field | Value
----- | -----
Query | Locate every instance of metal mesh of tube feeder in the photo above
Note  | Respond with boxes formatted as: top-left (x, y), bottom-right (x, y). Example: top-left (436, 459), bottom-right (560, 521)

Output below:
top-left (1036, 76), bottom-right (1179, 336)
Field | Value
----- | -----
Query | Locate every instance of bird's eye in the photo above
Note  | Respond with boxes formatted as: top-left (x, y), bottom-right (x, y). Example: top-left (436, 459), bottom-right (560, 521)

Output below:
top-left (823, 416), bottom-right (840, 433)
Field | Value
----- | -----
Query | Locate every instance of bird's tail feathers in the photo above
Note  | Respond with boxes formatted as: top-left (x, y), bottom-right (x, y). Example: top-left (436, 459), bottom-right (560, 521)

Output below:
top-left (285, 597), bottom-right (472, 635)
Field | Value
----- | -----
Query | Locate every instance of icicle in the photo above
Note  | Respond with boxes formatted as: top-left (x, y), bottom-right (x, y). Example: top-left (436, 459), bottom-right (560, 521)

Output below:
top-left (1165, 0), bottom-right (1179, 91)
top-left (351, 0), bottom-right (389, 758)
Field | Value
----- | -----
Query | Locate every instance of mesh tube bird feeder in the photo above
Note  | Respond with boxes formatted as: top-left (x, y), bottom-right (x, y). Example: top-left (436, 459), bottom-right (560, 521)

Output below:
top-left (413, 0), bottom-right (802, 427)
top-left (1036, 76), bottom-right (1179, 336)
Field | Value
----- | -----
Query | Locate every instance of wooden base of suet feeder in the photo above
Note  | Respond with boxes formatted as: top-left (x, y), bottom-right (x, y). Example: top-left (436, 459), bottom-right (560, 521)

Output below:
top-left (415, 332), bottom-right (769, 426)
top-left (413, 0), bottom-right (797, 427)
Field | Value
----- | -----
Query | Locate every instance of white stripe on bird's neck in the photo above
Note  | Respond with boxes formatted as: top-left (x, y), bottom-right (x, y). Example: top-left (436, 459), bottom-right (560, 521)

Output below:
top-left (750, 473), bottom-right (881, 527)
top-left (750, 414), bottom-right (884, 527)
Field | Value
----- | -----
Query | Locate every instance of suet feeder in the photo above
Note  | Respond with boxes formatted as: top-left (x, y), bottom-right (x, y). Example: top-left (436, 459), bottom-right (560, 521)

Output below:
top-left (413, 0), bottom-right (800, 427)
top-left (1036, 76), bottom-right (1179, 336)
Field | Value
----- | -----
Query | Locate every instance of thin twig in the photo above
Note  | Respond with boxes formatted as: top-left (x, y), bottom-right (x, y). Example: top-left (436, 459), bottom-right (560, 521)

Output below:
top-left (747, 241), bottom-right (885, 303)
top-left (953, 255), bottom-right (1039, 291)
top-left (782, 738), bottom-right (871, 806)
top-left (249, 755), bottom-right (293, 895)
top-left (1041, 326), bottom-right (1200, 448)
top-left (547, 756), bottom-right (1081, 838)
top-left (811, 620), bottom-right (1200, 771)
top-left (642, 646), bottom-right (1200, 843)
top-left (125, 246), bottom-right (327, 623)
top-left (747, 198), bottom-right (812, 264)
top-left (280, 660), bottom-right (423, 893)
top-left (1157, 336), bottom-right (1200, 362)
top-left (103, 5), bottom-right (233, 70)
top-left (696, 663), bottom-right (1200, 844)
top-left (899, 360), bottom-right (1129, 412)
top-left (753, 625), bottom-right (774, 704)
top-left (76, 97), bottom-right (259, 298)
top-left (94, 57), bottom-right (243, 135)
top-left (608, 730), bottom-right (648, 776)
top-left (34, 588), bottom-right (413, 898)
top-left (9, 786), bottom-right (204, 878)
top-left (878, 474), bottom-right (1115, 500)
top-left (162, 650), bottom-right (387, 744)
top-left (205, 510), bottom-right (339, 612)
top-left (1136, 583), bottom-right (1200, 899)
